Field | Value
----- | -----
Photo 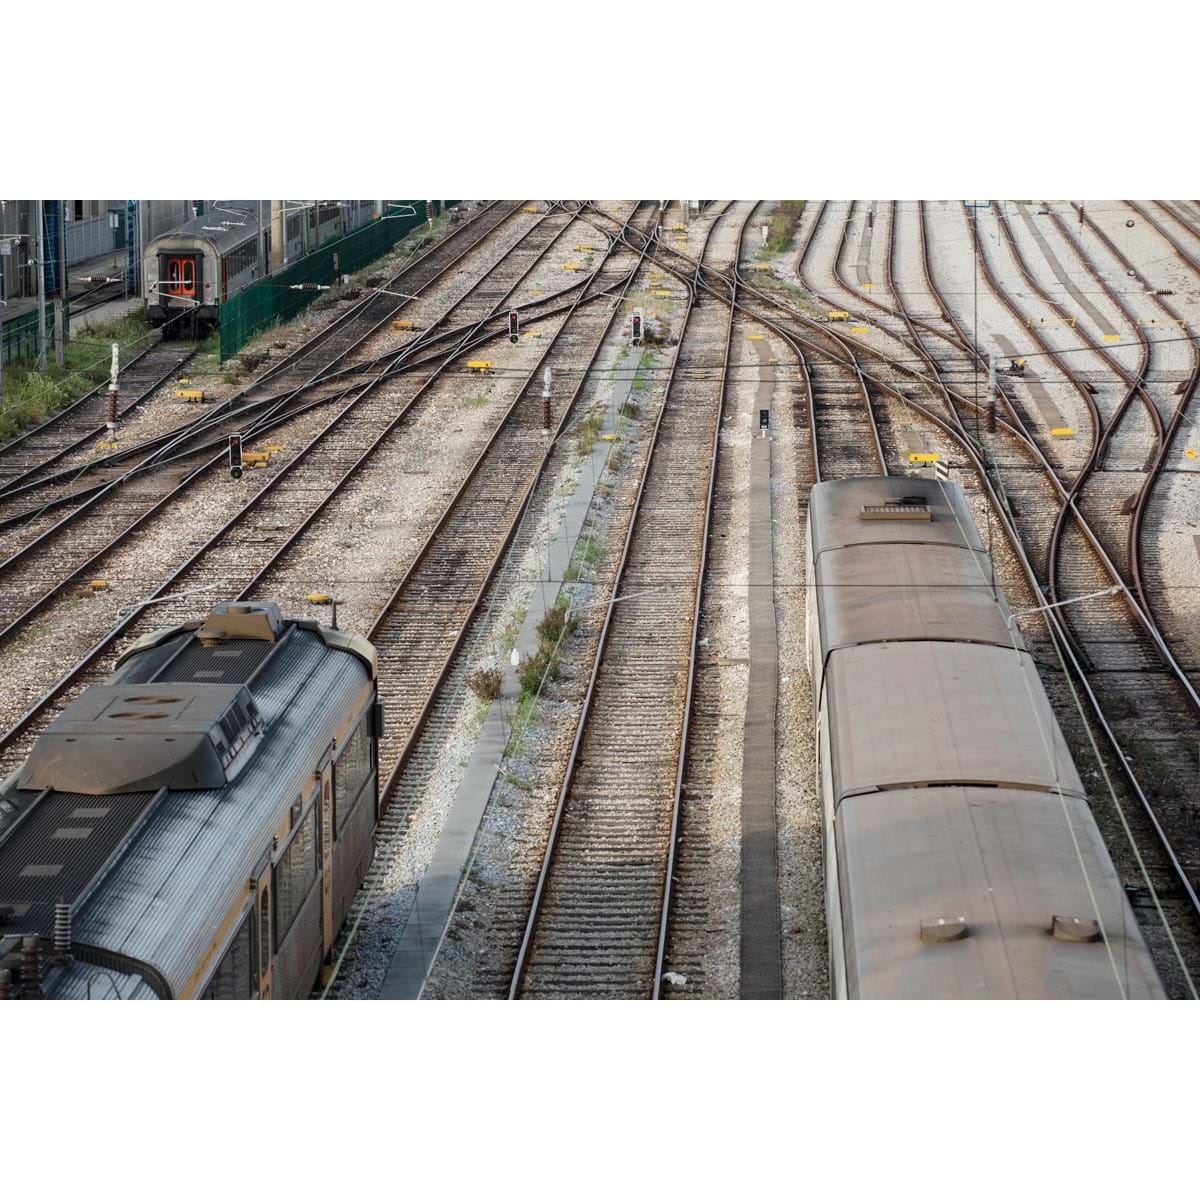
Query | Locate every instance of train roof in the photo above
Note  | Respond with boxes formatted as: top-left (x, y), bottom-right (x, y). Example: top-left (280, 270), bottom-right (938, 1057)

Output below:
top-left (825, 639), bottom-right (1085, 801)
top-left (813, 540), bottom-right (1021, 655)
top-left (146, 201), bottom-right (260, 253)
top-left (837, 785), bottom-right (1164, 999)
top-left (0, 603), bottom-right (375, 998)
top-left (809, 476), bottom-right (986, 555)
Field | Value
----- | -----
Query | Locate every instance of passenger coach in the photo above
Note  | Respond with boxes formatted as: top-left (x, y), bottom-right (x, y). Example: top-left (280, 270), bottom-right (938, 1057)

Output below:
top-left (144, 201), bottom-right (377, 336)
top-left (0, 601), bottom-right (381, 1000)
top-left (805, 477), bottom-right (1163, 999)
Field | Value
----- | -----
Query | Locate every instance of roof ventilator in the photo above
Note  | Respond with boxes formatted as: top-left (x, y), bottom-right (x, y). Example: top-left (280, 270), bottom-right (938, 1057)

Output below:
top-left (861, 497), bottom-right (931, 522)
top-left (920, 917), bottom-right (969, 944)
top-left (1051, 915), bottom-right (1101, 943)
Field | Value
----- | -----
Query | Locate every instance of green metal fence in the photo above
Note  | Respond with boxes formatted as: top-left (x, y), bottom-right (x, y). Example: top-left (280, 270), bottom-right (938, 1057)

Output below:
top-left (218, 202), bottom-right (440, 360)
top-left (2, 302), bottom-right (70, 367)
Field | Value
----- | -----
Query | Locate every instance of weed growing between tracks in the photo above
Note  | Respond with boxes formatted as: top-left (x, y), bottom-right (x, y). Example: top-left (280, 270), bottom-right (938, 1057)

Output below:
top-left (759, 200), bottom-right (807, 255)
top-left (0, 310), bottom-right (152, 441)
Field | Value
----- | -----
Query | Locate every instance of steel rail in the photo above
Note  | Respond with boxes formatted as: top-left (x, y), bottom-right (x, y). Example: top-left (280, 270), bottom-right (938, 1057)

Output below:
top-left (0, 206), bottom-right (586, 647)
top-left (652, 205), bottom-right (746, 998)
top-left (315, 205), bottom-right (657, 995)
top-left (0, 343), bottom-right (198, 492)
top-left (668, 201), bottom-right (1200, 938)
top-left (365, 204), bottom-right (653, 808)
top-left (0, 207), bottom-right (641, 761)
top-left (589, 198), bottom-right (1200, 939)
top-left (0, 202), bottom-right (520, 509)
top-left (508, 202), bottom-right (740, 999)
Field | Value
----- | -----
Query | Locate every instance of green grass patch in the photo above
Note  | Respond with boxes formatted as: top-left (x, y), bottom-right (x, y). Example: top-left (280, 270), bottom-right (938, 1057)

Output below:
top-left (466, 390), bottom-right (490, 409)
top-left (631, 349), bottom-right (655, 396)
top-left (1, 310), bottom-right (155, 444)
top-left (764, 200), bottom-right (806, 255)
top-left (577, 407), bottom-right (604, 456)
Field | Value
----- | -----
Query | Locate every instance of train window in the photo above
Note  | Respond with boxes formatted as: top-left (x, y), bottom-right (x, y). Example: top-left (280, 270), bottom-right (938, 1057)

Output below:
top-left (167, 258), bottom-right (181, 293)
top-left (260, 884), bottom-right (271, 969)
top-left (333, 716), bottom-right (373, 838)
top-left (201, 912), bottom-right (254, 999)
top-left (274, 804), bottom-right (317, 949)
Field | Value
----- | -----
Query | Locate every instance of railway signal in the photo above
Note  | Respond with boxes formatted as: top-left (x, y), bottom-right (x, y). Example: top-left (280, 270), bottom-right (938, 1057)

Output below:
top-left (632, 307), bottom-right (643, 346)
top-left (228, 433), bottom-right (244, 479)
top-left (508, 309), bottom-right (520, 343)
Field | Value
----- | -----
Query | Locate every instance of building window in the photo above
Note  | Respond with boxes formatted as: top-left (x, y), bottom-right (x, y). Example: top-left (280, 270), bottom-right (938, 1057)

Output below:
top-left (202, 912), bottom-right (253, 999)
top-left (334, 716), bottom-right (373, 838)
top-left (274, 804), bottom-right (317, 949)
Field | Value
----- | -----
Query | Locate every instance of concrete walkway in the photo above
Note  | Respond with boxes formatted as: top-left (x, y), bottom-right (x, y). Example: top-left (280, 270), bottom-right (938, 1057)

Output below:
top-left (1014, 203), bottom-right (1117, 339)
top-left (993, 333), bottom-right (1070, 433)
top-left (378, 345), bottom-right (641, 999)
top-left (740, 337), bottom-right (783, 999)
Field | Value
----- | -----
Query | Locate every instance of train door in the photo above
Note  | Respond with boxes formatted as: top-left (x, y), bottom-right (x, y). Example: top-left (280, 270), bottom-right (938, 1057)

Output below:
top-left (263, 228), bottom-right (272, 275)
top-left (319, 760), bottom-right (335, 981)
top-left (255, 856), bottom-right (274, 1000)
top-left (162, 255), bottom-right (197, 298)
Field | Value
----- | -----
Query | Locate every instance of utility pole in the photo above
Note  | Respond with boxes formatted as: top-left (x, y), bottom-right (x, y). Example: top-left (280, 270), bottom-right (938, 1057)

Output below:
top-left (55, 200), bottom-right (65, 367)
top-left (137, 201), bottom-right (147, 299)
top-left (35, 200), bottom-right (47, 372)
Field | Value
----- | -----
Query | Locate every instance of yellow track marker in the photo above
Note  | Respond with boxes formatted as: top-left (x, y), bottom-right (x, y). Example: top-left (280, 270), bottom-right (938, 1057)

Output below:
top-left (1051, 427), bottom-right (1074, 437)
top-left (908, 452), bottom-right (940, 463)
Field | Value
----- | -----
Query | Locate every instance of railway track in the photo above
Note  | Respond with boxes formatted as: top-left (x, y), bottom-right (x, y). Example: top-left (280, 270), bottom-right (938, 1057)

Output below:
top-left (314, 203), bottom-right (660, 996)
top-left (0, 205), bottom-right (643, 776)
top-left (0, 202), bottom-right (522, 520)
top-left (508, 202), bottom-right (745, 999)
top-left (0, 203), bottom-right (612, 654)
top-left (601, 198), bottom-right (1200, 994)
top-left (0, 339), bottom-right (198, 495)
top-left (878, 201), bottom-right (1200, 994)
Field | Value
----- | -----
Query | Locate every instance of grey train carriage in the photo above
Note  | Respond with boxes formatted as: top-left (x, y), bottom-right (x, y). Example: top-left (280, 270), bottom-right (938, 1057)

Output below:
top-left (805, 476), bottom-right (1163, 1000)
top-left (0, 601), bottom-right (382, 1000)
top-left (144, 201), bottom-right (376, 336)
